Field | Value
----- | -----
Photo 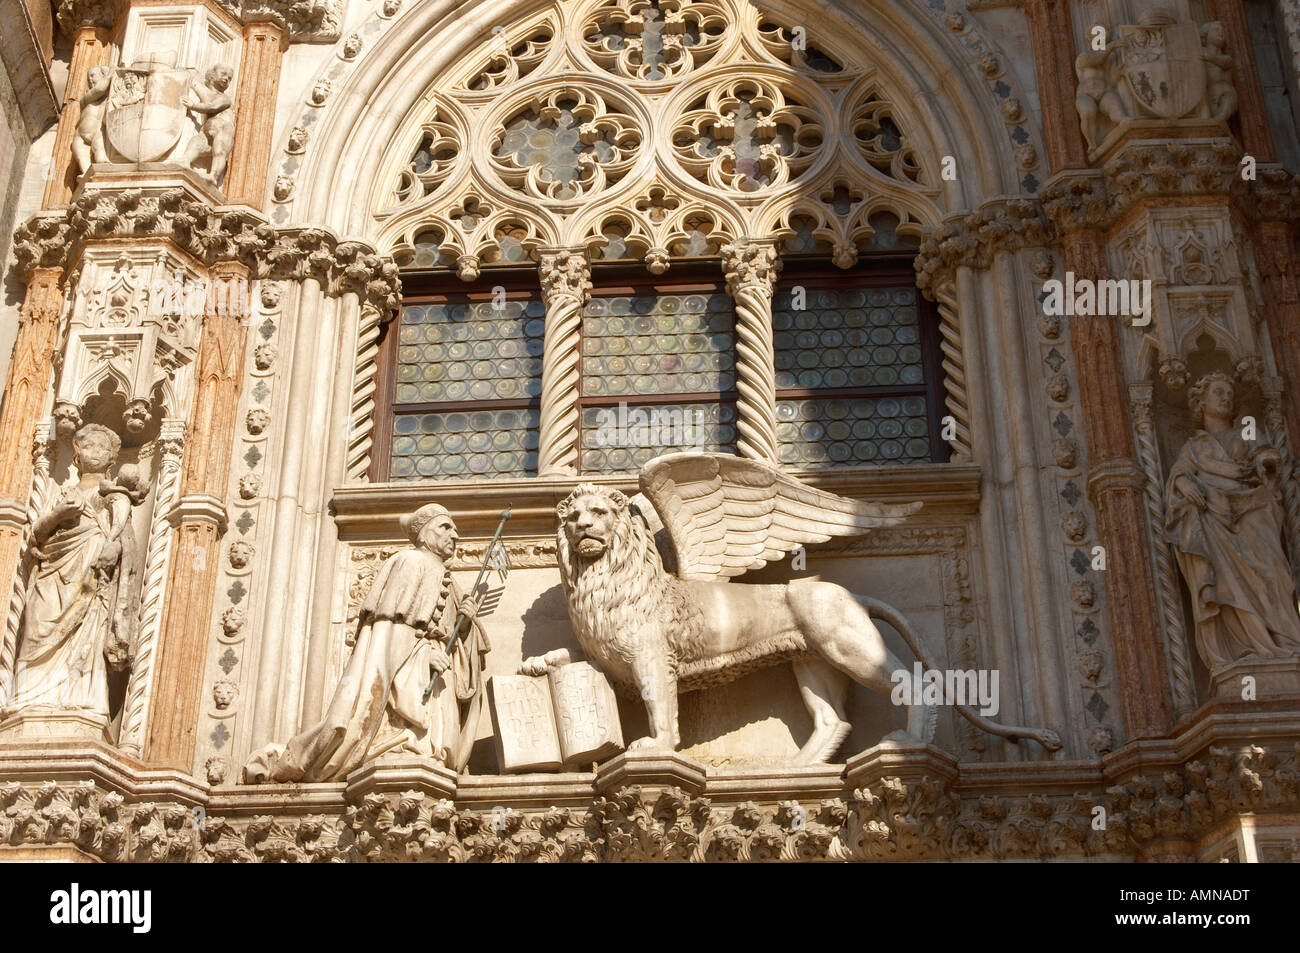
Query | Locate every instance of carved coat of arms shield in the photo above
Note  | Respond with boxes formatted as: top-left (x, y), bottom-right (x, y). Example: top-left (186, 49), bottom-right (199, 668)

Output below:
top-left (106, 66), bottom-right (191, 162)
top-left (1119, 21), bottom-right (1206, 120)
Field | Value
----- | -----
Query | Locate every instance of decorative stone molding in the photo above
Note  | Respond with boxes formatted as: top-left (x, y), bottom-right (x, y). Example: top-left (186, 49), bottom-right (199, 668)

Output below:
top-left (56, 0), bottom-right (343, 43)
top-left (2, 735), bottom-right (1297, 861)
top-left (914, 199), bottom-right (1054, 296)
top-left (10, 186), bottom-right (400, 311)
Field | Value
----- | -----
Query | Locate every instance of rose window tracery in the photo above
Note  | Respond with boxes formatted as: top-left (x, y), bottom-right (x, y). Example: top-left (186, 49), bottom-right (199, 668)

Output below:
top-left (671, 80), bottom-right (824, 193)
top-left (490, 90), bottom-right (642, 200)
top-left (375, 0), bottom-right (936, 273)
top-left (583, 0), bottom-right (727, 80)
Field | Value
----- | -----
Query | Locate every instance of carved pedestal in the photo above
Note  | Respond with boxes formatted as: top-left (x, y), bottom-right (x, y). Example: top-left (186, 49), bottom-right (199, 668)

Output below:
top-left (1211, 657), bottom-right (1300, 700)
top-left (596, 751), bottom-right (707, 797)
top-left (844, 742), bottom-right (959, 790)
top-left (0, 708), bottom-right (110, 744)
top-left (344, 755), bottom-right (459, 802)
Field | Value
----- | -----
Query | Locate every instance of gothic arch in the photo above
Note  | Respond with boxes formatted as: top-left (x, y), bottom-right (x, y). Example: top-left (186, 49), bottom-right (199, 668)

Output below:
top-left (279, 0), bottom-right (1043, 242)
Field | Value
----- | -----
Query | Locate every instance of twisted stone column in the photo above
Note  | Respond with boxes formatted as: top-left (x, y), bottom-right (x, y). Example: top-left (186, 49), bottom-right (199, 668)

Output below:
top-left (41, 26), bottom-right (112, 208)
top-left (537, 248), bottom-right (590, 476)
top-left (1129, 383), bottom-right (1195, 715)
top-left (144, 264), bottom-right (250, 770)
top-left (722, 239), bottom-right (780, 462)
top-left (0, 424), bottom-right (54, 706)
top-left (932, 280), bottom-right (973, 460)
top-left (117, 421), bottom-right (186, 755)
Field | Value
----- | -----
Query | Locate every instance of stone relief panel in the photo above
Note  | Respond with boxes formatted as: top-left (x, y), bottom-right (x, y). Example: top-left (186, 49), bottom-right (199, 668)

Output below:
top-left (72, 5), bottom-right (242, 188)
top-left (1072, 7), bottom-right (1239, 154)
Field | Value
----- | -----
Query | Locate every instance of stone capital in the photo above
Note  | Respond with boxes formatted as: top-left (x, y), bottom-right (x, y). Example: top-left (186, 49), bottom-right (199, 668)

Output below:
top-left (537, 246), bottom-right (592, 306)
top-left (720, 237), bottom-right (781, 297)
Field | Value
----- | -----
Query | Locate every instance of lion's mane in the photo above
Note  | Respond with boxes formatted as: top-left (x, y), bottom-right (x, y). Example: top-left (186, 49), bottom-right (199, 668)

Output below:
top-left (557, 485), bottom-right (706, 686)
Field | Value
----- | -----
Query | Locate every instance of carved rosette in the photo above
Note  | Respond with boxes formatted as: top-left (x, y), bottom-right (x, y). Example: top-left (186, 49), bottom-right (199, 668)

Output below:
top-left (722, 239), bottom-right (780, 462)
top-left (537, 249), bottom-right (592, 476)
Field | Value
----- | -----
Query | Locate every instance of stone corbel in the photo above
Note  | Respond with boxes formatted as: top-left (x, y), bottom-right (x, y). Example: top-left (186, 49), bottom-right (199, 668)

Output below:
top-left (165, 492), bottom-right (229, 533)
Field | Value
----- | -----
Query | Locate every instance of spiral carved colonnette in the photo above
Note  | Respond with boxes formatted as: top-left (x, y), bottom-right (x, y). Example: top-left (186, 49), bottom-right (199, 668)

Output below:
top-left (722, 241), bottom-right (780, 463)
top-left (537, 250), bottom-right (591, 476)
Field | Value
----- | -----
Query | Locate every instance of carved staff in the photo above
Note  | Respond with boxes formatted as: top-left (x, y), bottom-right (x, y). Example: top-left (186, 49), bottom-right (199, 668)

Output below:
top-left (422, 506), bottom-right (511, 703)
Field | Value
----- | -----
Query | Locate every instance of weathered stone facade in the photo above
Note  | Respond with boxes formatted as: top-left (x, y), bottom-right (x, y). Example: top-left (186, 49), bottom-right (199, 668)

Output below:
top-left (0, 0), bottom-right (1298, 863)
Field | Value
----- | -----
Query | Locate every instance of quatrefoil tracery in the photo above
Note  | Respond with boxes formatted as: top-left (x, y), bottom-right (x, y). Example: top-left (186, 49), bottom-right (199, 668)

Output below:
top-left (490, 88), bottom-right (643, 201)
top-left (374, 0), bottom-right (939, 273)
top-left (671, 79), bottom-right (824, 194)
top-left (582, 0), bottom-right (728, 81)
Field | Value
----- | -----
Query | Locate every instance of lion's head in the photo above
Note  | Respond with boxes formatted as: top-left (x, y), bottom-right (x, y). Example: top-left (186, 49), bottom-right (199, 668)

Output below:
top-left (557, 485), bottom-right (629, 561)
top-left (555, 483), bottom-right (704, 665)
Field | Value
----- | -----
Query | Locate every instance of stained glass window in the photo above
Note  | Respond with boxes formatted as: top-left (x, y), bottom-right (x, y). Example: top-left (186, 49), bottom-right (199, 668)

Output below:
top-left (579, 284), bottom-right (737, 473)
top-left (773, 278), bottom-right (944, 468)
top-left (385, 291), bottom-right (543, 480)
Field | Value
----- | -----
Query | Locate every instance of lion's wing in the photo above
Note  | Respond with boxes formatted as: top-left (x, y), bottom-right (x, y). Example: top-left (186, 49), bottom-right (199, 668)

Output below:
top-left (638, 452), bottom-right (922, 580)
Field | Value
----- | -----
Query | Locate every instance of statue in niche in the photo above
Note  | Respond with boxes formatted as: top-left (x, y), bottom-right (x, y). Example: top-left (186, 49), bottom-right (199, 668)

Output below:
top-left (523, 452), bottom-right (1062, 764)
top-left (1166, 372), bottom-right (1300, 670)
top-left (243, 504), bottom-right (489, 782)
top-left (4, 424), bottom-right (144, 722)
top-left (179, 64), bottom-right (235, 187)
top-left (72, 66), bottom-right (112, 176)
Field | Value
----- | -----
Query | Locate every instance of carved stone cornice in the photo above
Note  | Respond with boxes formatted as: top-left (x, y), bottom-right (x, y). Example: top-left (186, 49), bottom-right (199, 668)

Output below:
top-left (54, 0), bottom-right (124, 33)
top-left (1, 726), bottom-right (1298, 861)
top-left (1041, 138), bottom-right (1291, 234)
top-left (914, 198), bottom-right (1054, 296)
top-left (56, 0), bottom-right (342, 42)
top-left (10, 185), bottom-right (400, 310)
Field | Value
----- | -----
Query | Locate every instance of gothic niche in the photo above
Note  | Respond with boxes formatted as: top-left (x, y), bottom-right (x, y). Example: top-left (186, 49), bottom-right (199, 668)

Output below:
top-left (0, 412), bottom-right (165, 746)
top-left (0, 254), bottom-right (199, 747)
top-left (73, 53), bottom-right (237, 188)
top-left (1149, 343), bottom-right (1300, 701)
top-left (1073, 7), bottom-right (1239, 152)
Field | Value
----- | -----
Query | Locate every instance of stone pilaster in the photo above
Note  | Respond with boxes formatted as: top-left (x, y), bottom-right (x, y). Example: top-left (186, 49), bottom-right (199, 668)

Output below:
top-left (223, 21), bottom-right (289, 208)
top-left (536, 248), bottom-right (590, 477)
top-left (1023, 0), bottom-right (1088, 172)
top-left (41, 26), bottom-right (112, 208)
top-left (143, 263), bottom-right (250, 770)
top-left (0, 270), bottom-right (64, 632)
top-left (1064, 229), bottom-right (1172, 739)
top-left (721, 239), bottom-right (780, 463)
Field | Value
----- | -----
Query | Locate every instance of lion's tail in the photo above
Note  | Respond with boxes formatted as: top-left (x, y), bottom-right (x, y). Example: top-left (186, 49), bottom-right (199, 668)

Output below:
top-left (853, 594), bottom-right (1063, 752)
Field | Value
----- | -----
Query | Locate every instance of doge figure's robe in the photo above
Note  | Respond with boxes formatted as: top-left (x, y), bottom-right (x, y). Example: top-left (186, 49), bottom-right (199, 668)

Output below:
top-left (1166, 428), bottom-right (1300, 669)
top-left (244, 548), bottom-right (488, 782)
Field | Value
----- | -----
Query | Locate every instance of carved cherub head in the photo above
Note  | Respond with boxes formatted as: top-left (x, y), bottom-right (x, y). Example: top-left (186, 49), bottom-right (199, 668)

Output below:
top-left (205, 64), bottom-right (233, 92)
top-left (73, 423), bottom-right (121, 477)
top-left (87, 65), bottom-right (113, 89)
top-left (1187, 371), bottom-right (1235, 429)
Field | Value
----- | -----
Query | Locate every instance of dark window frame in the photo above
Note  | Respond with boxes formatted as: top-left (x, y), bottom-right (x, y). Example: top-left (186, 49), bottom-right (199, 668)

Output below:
top-left (373, 253), bottom-right (950, 481)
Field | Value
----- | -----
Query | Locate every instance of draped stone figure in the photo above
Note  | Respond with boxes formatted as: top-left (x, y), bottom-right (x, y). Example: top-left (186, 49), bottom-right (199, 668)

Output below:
top-left (4, 424), bottom-right (142, 724)
top-left (242, 504), bottom-right (489, 782)
top-left (1166, 372), bottom-right (1300, 671)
